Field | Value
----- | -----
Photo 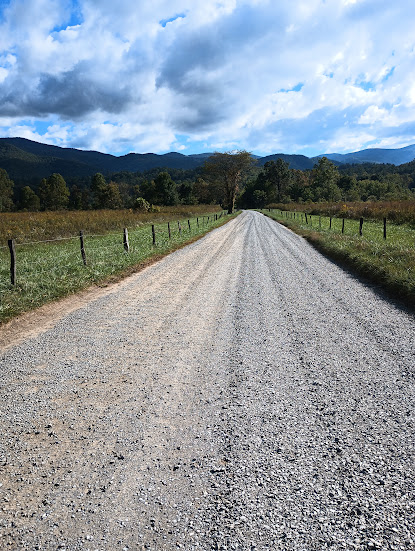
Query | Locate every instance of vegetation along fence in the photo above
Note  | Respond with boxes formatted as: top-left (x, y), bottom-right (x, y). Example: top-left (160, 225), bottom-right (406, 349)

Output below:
top-left (0, 212), bottom-right (228, 322)
top-left (259, 207), bottom-right (415, 304)
top-left (261, 209), bottom-right (412, 241)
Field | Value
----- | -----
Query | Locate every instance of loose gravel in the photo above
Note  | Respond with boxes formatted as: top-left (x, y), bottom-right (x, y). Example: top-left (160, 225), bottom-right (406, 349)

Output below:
top-left (0, 210), bottom-right (414, 550)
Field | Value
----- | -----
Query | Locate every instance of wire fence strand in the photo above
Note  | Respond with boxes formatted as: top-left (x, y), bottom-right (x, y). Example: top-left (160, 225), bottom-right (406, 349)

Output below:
top-left (1, 212), bottom-right (229, 290)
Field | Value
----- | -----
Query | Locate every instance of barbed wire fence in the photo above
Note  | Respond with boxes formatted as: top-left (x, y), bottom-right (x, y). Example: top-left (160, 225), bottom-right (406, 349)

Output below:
top-left (262, 208), bottom-right (389, 240)
top-left (1, 212), bottom-right (227, 289)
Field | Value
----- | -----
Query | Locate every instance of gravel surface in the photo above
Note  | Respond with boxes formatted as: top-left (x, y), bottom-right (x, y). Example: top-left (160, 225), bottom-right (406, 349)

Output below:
top-left (0, 210), bottom-right (414, 550)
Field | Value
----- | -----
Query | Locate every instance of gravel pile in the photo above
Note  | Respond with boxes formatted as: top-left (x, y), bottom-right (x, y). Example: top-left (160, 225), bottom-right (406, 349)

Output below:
top-left (0, 210), bottom-right (414, 550)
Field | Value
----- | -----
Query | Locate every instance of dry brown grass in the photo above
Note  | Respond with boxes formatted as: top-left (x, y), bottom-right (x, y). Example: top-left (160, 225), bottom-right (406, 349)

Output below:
top-left (0, 205), bottom-right (222, 243)
top-left (268, 200), bottom-right (415, 225)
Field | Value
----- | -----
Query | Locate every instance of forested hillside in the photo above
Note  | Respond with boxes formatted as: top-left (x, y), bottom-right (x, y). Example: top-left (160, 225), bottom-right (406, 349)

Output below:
top-left (0, 138), bottom-right (415, 212)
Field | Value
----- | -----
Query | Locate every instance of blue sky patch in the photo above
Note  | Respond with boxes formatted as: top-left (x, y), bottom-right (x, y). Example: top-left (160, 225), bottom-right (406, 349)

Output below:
top-left (52, 1), bottom-right (83, 33)
top-left (355, 80), bottom-right (376, 92)
top-left (278, 82), bottom-right (304, 93)
top-left (160, 13), bottom-right (186, 28)
top-left (33, 120), bottom-right (52, 134)
top-left (382, 66), bottom-right (395, 82)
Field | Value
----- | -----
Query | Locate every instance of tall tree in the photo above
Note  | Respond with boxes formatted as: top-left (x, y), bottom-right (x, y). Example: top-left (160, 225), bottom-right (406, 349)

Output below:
top-left (38, 173), bottom-right (69, 210)
top-left (262, 159), bottom-right (291, 202)
top-left (153, 172), bottom-right (179, 205)
top-left (204, 151), bottom-right (255, 213)
top-left (288, 169), bottom-right (310, 202)
top-left (0, 168), bottom-right (14, 212)
top-left (311, 157), bottom-right (341, 202)
top-left (20, 186), bottom-right (40, 211)
top-left (90, 173), bottom-right (108, 209)
top-left (106, 181), bottom-right (122, 209)
top-left (90, 173), bottom-right (123, 209)
top-left (311, 157), bottom-right (340, 187)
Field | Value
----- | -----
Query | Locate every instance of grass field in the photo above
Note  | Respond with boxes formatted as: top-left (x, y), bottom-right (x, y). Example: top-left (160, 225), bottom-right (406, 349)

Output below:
top-left (260, 208), bottom-right (415, 307)
top-left (0, 208), bottom-right (234, 324)
top-left (268, 200), bottom-right (415, 226)
top-left (0, 205), bottom-right (223, 243)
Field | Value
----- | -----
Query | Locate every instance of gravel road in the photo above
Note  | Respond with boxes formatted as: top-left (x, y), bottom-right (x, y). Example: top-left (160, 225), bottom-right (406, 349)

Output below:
top-left (1, 210), bottom-right (414, 551)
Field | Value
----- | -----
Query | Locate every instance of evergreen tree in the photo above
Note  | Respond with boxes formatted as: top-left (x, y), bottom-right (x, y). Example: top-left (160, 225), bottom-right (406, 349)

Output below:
top-left (153, 172), bottom-right (179, 205)
top-left (90, 174), bottom-right (122, 209)
top-left (0, 168), bottom-right (14, 212)
top-left (311, 157), bottom-right (341, 201)
top-left (20, 186), bottom-right (40, 211)
top-left (106, 182), bottom-right (122, 209)
top-left (90, 173), bottom-right (108, 209)
top-left (38, 173), bottom-right (69, 210)
top-left (262, 159), bottom-right (291, 202)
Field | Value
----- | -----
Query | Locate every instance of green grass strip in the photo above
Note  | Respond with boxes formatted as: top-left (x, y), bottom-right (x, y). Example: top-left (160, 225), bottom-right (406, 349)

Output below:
top-left (259, 209), bottom-right (415, 308)
top-left (0, 212), bottom-right (238, 324)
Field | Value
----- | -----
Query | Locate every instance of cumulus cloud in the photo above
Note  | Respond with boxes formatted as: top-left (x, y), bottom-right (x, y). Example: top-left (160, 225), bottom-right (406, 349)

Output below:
top-left (0, 0), bottom-right (414, 155)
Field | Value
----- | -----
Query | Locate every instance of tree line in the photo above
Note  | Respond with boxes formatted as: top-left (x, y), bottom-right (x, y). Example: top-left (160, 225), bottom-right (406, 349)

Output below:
top-left (1, 152), bottom-right (414, 214)
top-left (239, 157), bottom-right (415, 208)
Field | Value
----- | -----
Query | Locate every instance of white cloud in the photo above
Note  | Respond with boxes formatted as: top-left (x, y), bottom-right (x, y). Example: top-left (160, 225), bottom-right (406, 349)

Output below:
top-left (0, 0), bottom-right (414, 156)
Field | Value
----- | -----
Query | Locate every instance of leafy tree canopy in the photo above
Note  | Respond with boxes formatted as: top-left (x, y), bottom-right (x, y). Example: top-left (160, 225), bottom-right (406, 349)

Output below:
top-left (204, 151), bottom-right (255, 213)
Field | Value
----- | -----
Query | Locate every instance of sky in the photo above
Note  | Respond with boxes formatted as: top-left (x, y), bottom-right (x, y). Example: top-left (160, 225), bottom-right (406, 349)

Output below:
top-left (0, 0), bottom-right (414, 158)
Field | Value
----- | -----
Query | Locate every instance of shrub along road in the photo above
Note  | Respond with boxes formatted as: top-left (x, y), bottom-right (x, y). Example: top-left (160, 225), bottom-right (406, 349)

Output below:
top-left (0, 210), bottom-right (414, 550)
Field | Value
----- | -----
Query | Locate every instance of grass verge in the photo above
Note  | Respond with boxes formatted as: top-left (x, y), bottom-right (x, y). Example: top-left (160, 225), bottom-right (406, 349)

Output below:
top-left (259, 209), bottom-right (415, 308)
top-left (0, 211), bottom-right (238, 324)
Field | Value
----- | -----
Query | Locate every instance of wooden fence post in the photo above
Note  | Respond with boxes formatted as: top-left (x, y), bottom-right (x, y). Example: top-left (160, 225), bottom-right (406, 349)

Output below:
top-left (8, 239), bottom-right (16, 285)
top-left (359, 217), bottom-right (363, 236)
top-left (178, 221), bottom-right (182, 235)
top-left (319, 216), bottom-right (321, 229)
top-left (188, 219), bottom-right (191, 231)
top-left (305, 213), bottom-right (308, 224)
top-left (197, 217), bottom-right (199, 227)
top-left (152, 224), bottom-right (156, 245)
top-left (168, 221), bottom-right (171, 239)
top-left (79, 231), bottom-right (87, 265)
top-left (123, 228), bottom-right (129, 252)
top-left (383, 217), bottom-right (387, 240)
top-left (342, 218), bottom-right (345, 234)
top-left (329, 217), bottom-right (332, 230)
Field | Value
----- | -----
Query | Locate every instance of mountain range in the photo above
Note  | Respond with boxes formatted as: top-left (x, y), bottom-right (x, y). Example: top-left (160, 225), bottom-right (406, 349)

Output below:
top-left (1, 137), bottom-right (415, 187)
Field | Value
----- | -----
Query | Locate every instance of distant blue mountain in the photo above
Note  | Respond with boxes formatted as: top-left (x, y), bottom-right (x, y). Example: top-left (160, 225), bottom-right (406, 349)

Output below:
top-left (0, 137), bottom-right (414, 188)
top-left (311, 144), bottom-right (415, 166)
top-left (257, 153), bottom-right (314, 170)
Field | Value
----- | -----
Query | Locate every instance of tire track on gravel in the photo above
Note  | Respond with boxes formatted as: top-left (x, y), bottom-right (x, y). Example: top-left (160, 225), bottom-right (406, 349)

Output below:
top-left (0, 210), bottom-right (414, 551)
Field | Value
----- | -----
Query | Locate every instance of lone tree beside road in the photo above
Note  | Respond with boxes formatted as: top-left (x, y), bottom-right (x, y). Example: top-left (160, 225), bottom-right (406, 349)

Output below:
top-left (204, 151), bottom-right (255, 214)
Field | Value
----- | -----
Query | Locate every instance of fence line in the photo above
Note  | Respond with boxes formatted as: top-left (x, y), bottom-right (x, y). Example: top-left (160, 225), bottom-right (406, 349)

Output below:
top-left (2, 211), bottom-right (228, 286)
top-left (264, 209), bottom-right (392, 240)
top-left (15, 235), bottom-right (80, 247)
